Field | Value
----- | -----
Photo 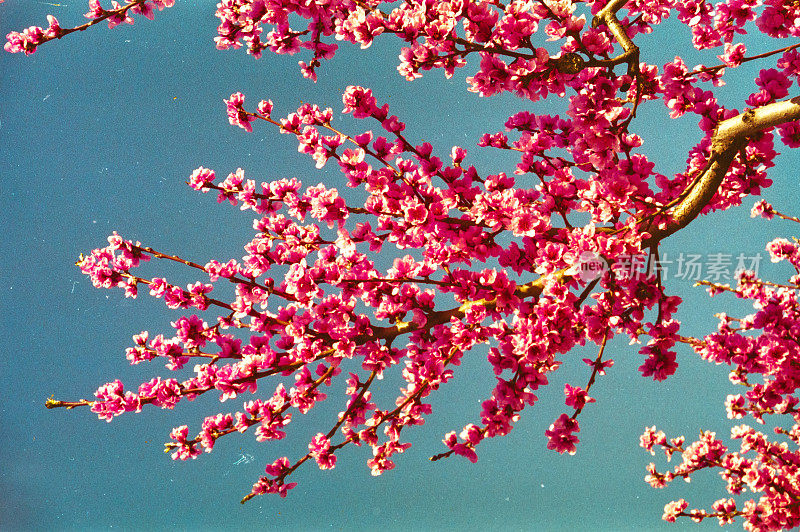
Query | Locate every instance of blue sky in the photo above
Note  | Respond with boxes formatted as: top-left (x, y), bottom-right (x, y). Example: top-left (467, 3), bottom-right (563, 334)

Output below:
top-left (2, 2), bottom-right (799, 530)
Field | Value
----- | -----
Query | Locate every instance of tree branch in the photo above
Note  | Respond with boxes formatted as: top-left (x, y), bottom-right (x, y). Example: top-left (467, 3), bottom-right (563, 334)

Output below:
top-left (643, 96), bottom-right (800, 246)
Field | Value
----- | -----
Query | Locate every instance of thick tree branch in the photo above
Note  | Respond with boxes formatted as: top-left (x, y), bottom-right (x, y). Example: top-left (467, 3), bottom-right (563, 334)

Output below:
top-left (644, 96), bottom-right (800, 246)
top-left (592, 0), bottom-right (639, 75)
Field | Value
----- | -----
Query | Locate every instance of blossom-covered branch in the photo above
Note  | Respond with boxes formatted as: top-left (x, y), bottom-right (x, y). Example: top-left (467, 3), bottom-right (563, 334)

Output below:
top-left (4, 0), bottom-right (174, 55)
top-left (11, 0), bottom-right (800, 525)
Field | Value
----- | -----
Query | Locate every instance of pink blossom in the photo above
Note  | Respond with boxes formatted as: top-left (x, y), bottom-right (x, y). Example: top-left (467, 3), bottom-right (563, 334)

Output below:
top-left (644, 462), bottom-right (674, 488)
top-left (582, 357), bottom-right (614, 375)
top-left (755, 68), bottom-right (792, 100)
top-left (171, 315), bottom-right (209, 349)
top-left (85, 0), bottom-right (104, 20)
top-left (545, 414), bottom-right (580, 455)
top-left (767, 238), bottom-right (799, 263)
top-left (443, 431), bottom-right (478, 463)
top-left (91, 380), bottom-right (141, 421)
top-left (168, 425), bottom-right (201, 460)
top-left (4, 29), bottom-right (39, 55)
top-left (225, 92), bottom-right (256, 132)
top-left (342, 86), bottom-right (377, 119)
top-left (663, 499), bottom-right (688, 522)
top-left (718, 42), bottom-right (746, 68)
top-left (750, 199), bottom-right (775, 219)
top-left (777, 120), bottom-right (800, 148)
top-left (188, 167), bottom-right (215, 191)
top-left (640, 426), bottom-right (667, 455)
top-left (148, 277), bottom-right (168, 298)
top-left (256, 99), bottom-right (273, 117)
top-left (106, 2), bottom-right (134, 29)
top-left (564, 384), bottom-right (595, 410)
top-left (308, 433), bottom-right (337, 469)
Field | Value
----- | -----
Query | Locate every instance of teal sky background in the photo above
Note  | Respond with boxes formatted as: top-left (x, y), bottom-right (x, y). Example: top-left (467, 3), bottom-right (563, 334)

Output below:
top-left (2, 2), bottom-right (799, 530)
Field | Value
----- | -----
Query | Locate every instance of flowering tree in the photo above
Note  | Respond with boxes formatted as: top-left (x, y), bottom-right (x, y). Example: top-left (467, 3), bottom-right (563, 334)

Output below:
top-left (7, 0), bottom-right (800, 528)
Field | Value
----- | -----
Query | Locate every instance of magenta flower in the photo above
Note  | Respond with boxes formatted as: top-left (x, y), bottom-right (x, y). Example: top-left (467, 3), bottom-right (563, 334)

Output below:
top-left (545, 414), bottom-right (580, 455)
top-left (256, 99), bottom-right (273, 117)
top-left (777, 120), bottom-right (800, 148)
top-left (582, 357), bottom-right (614, 375)
top-left (308, 433), bottom-right (337, 469)
top-left (5, 26), bottom-right (45, 55)
top-left (750, 199), bottom-right (775, 219)
top-left (188, 166), bottom-right (215, 191)
top-left (564, 384), bottom-right (595, 410)
top-left (443, 431), bottom-right (478, 463)
top-left (224, 92), bottom-right (256, 132)
top-left (755, 68), bottom-right (792, 100)
top-left (663, 499), bottom-right (688, 523)
top-left (718, 42), bottom-right (746, 68)
top-left (640, 426), bottom-right (667, 455)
